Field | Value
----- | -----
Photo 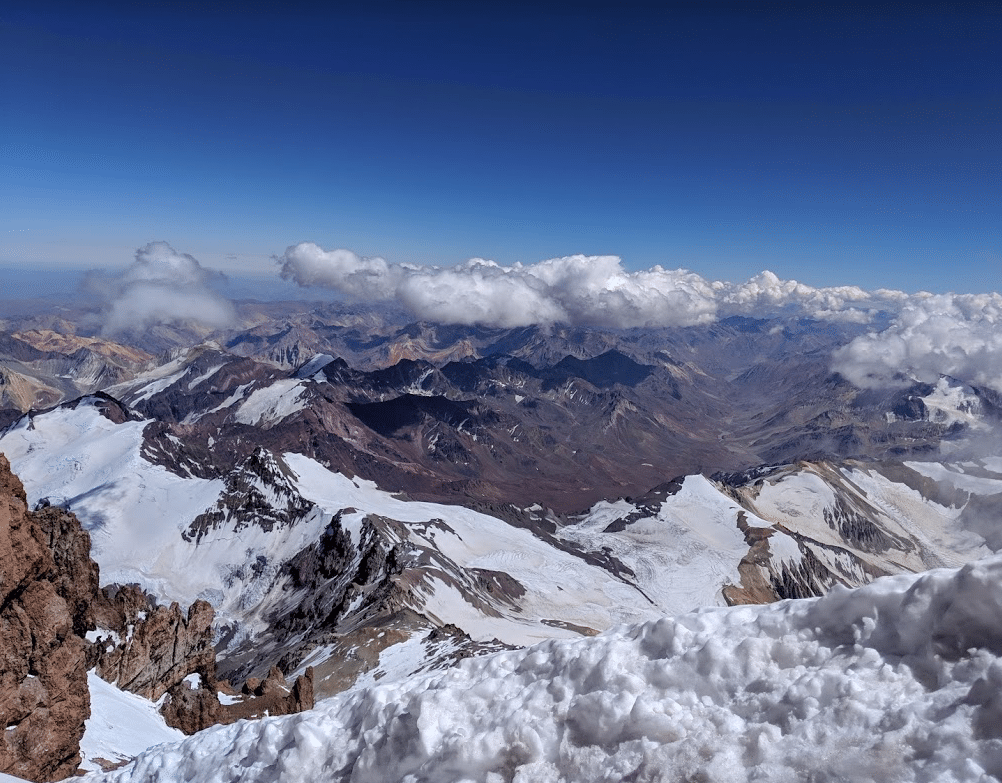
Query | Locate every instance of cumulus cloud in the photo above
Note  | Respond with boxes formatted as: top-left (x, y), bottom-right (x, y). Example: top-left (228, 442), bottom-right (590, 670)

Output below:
top-left (89, 242), bottom-right (236, 335)
top-left (279, 243), bottom-right (905, 330)
top-left (832, 293), bottom-right (1002, 393)
top-left (279, 243), bottom-right (1002, 393)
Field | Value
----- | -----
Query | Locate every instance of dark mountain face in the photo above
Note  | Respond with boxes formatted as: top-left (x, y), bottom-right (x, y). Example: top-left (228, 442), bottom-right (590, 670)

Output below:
top-left (550, 351), bottom-right (653, 389)
top-left (4, 306), bottom-right (1002, 713)
top-left (41, 312), bottom-right (984, 514)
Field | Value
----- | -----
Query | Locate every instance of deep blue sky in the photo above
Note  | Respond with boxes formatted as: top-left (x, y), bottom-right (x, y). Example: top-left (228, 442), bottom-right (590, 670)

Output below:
top-left (2, 1), bottom-right (999, 294)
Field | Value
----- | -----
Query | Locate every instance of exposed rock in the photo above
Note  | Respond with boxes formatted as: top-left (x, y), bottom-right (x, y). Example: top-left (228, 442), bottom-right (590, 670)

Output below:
top-left (0, 453), bottom-right (92, 782)
top-left (183, 447), bottom-right (314, 544)
top-left (91, 582), bottom-right (316, 735)
top-left (232, 665), bottom-right (314, 719)
top-left (0, 452), bottom-right (308, 777)
top-left (92, 589), bottom-right (216, 701)
top-left (159, 666), bottom-right (314, 734)
top-left (159, 678), bottom-right (220, 736)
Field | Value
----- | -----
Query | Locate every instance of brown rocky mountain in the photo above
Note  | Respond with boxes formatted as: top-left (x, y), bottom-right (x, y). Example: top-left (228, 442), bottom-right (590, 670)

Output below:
top-left (0, 454), bottom-right (314, 781)
top-left (0, 453), bottom-right (94, 781)
top-left (0, 330), bottom-right (153, 414)
top-left (93, 314), bottom-right (994, 513)
top-left (3, 306), bottom-right (989, 511)
top-left (2, 308), bottom-right (1000, 747)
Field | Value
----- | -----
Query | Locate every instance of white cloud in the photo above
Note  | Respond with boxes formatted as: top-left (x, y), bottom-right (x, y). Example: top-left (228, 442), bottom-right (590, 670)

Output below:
top-left (90, 242), bottom-right (236, 335)
top-left (278, 243), bottom-right (903, 329)
top-left (832, 293), bottom-right (1002, 393)
top-left (279, 243), bottom-right (1002, 393)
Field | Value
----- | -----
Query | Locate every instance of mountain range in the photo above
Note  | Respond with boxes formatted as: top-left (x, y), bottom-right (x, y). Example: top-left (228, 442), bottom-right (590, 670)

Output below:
top-left (1, 300), bottom-right (1001, 779)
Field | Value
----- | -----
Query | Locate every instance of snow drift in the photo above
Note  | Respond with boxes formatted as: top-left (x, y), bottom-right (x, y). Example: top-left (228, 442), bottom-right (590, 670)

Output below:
top-left (79, 555), bottom-right (1002, 783)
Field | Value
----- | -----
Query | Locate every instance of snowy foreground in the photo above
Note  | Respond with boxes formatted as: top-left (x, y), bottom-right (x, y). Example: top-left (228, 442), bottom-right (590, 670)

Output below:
top-left (79, 672), bottom-right (184, 773)
top-left (75, 557), bottom-right (1002, 783)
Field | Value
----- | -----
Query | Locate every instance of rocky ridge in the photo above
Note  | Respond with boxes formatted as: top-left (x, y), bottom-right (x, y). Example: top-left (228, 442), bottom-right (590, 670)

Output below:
top-left (0, 454), bottom-right (314, 781)
top-left (95, 324), bottom-right (995, 515)
top-left (0, 454), bottom-right (94, 782)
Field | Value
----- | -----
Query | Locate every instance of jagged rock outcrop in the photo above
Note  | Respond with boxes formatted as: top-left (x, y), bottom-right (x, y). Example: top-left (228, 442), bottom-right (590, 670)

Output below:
top-left (159, 666), bottom-right (315, 735)
top-left (184, 446), bottom-right (314, 544)
top-left (0, 452), bottom-right (317, 778)
top-left (0, 453), bottom-right (93, 782)
top-left (90, 582), bottom-right (315, 735)
top-left (91, 585), bottom-right (216, 701)
top-left (239, 665), bottom-right (315, 716)
top-left (158, 678), bottom-right (220, 736)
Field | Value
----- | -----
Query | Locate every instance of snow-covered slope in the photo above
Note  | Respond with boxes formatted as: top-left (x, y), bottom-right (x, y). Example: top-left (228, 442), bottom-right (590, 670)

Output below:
top-left (4, 396), bottom-right (1002, 704)
top-left (0, 399), bottom-right (226, 600)
top-left (79, 672), bottom-right (184, 774)
top-left (76, 555), bottom-right (1002, 783)
top-left (562, 458), bottom-right (999, 606)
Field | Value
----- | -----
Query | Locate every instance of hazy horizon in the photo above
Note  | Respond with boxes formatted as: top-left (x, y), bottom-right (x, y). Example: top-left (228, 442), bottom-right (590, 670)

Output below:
top-left (3, 2), bottom-right (1000, 295)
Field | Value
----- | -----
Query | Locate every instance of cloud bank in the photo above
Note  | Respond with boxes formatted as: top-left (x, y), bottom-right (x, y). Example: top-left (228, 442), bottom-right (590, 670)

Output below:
top-left (278, 243), bottom-right (901, 329)
top-left (90, 242), bottom-right (236, 335)
top-left (832, 293), bottom-right (1002, 393)
top-left (280, 242), bottom-right (1002, 393)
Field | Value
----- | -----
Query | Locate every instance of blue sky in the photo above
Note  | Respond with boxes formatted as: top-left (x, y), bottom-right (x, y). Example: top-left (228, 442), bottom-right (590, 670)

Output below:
top-left (2, 1), bottom-right (999, 294)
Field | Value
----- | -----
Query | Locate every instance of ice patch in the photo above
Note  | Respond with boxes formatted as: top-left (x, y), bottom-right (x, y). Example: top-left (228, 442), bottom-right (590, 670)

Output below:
top-left (295, 354), bottom-right (335, 379)
top-left (186, 364), bottom-right (225, 390)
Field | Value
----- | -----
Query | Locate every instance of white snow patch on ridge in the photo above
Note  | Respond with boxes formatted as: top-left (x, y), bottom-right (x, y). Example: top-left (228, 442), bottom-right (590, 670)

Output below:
top-left (558, 475), bottom-right (760, 614)
top-left (295, 354), bottom-right (335, 379)
top-left (906, 460), bottom-right (1002, 496)
top-left (283, 454), bottom-right (672, 645)
top-left (79, 556), bottom-right (1002, 783)
top-left (921, 378), bottom-right (983, 427)
top-left (234, 380), bottom-right (308, 427)
top-left (103, 351), bottom-right (193, 403)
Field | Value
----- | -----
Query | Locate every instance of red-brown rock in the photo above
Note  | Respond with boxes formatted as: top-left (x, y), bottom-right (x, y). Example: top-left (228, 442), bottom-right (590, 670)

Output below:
top-left (0, 453), bottom-right (92, 782)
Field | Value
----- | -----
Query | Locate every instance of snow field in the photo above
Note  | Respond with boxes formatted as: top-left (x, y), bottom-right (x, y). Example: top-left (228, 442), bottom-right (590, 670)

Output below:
top-left (0, 404), bottom-right (226, 602)
top-left (234, 380), bottom-right (309, 427)
top-left (79, 672), bottom-right (185, 773)
top-left (920, 378), bottom-right (985, 429)
top-left (557, 474), bottom-right (761, 614)
top-left (285, 454), bottom-right (698, 644)
top-left (905, 460), bottom-right (1002, 497)
top-left (76, 556), bottom-right (1002, 783)
top-left (751, 464), bottom-right (989, 574)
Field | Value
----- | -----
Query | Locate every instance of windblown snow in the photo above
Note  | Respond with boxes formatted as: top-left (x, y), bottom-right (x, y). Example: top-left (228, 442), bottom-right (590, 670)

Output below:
top-left (78, 556), bottom-right (1002, 783)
